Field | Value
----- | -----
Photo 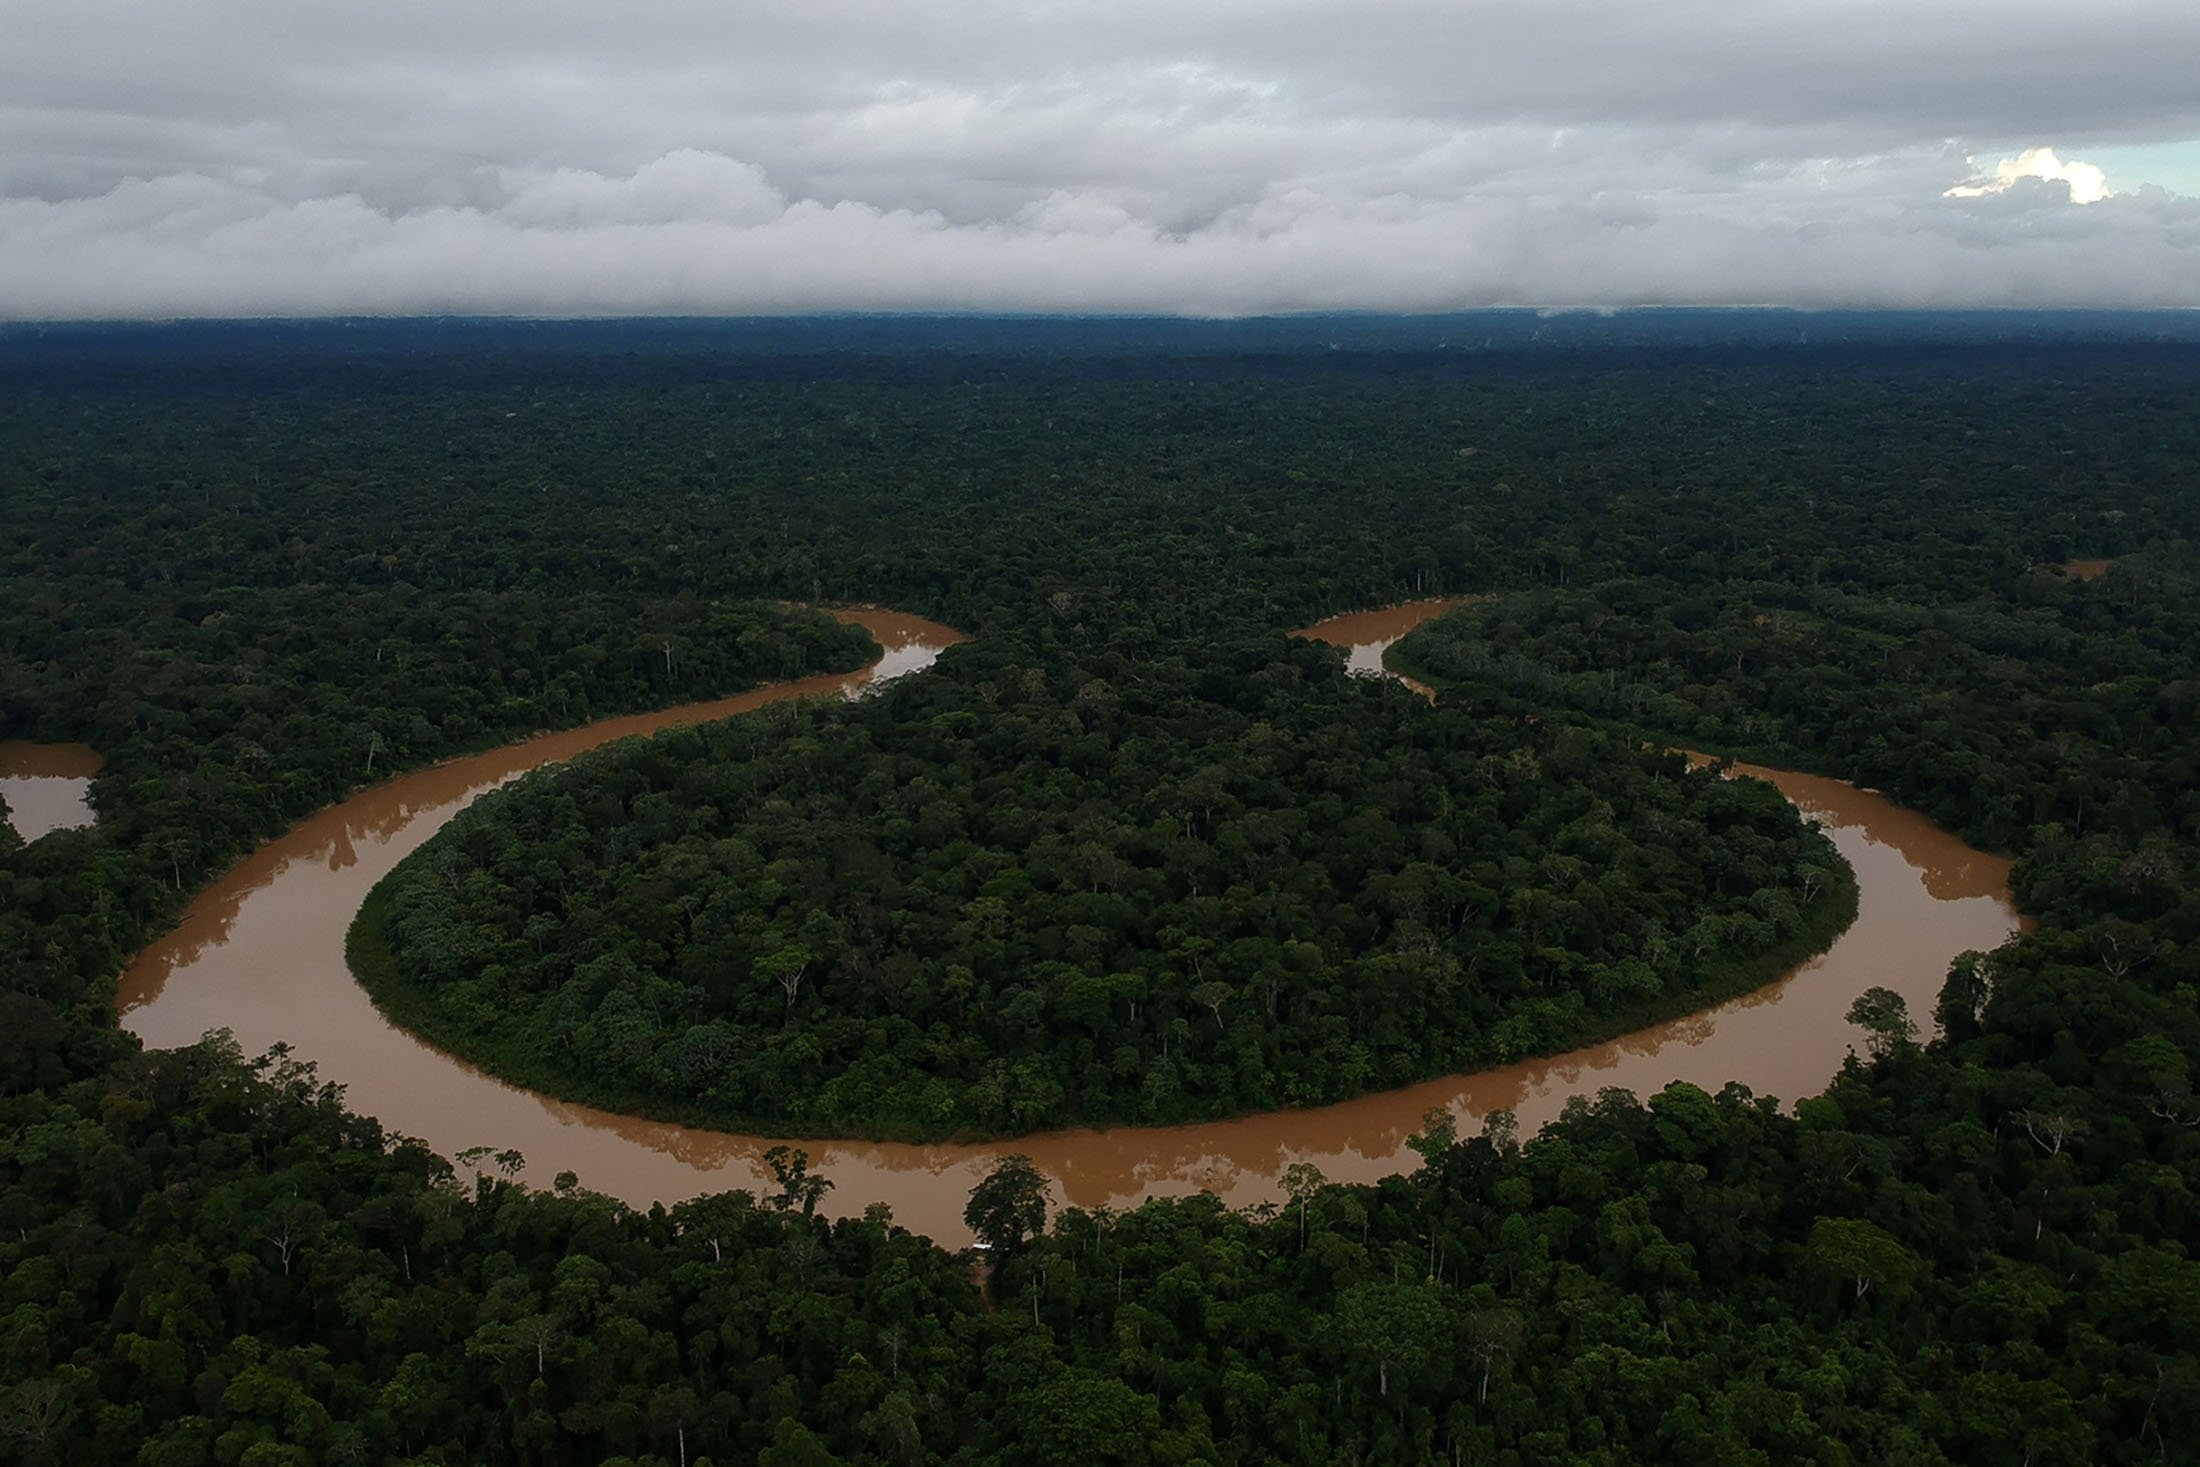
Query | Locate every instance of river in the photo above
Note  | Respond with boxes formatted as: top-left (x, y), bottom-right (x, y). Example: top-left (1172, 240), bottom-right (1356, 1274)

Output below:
top-left (119, 600), bottom-right (2020, 1245)
top-left (0, 740), bottom-right (102, 842)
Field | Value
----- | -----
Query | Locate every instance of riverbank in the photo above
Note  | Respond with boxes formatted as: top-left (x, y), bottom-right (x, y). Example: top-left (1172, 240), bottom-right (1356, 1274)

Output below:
top-left (346, 855), bottom-right (1859, 1145)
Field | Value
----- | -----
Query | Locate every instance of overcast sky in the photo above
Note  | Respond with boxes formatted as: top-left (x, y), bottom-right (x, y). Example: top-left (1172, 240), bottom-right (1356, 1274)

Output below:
top-left (4, 0), bottom-right (2198, 317)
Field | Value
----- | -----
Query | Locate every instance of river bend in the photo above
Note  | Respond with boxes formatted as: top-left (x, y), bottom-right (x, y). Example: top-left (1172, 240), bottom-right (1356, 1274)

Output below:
top-left (119, 601), bottom-right (2020, 1245)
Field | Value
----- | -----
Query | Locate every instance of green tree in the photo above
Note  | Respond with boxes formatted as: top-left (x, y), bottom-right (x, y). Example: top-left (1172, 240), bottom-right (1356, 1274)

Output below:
top-left (1001, 1371), bottom-right (1161, 1465)
top-left (759, 1419), bottom-right (847, 1467)
top-left (1845, 986), bottom-right (1915, 1058)
top-left (1282, 1161), bottom-right (1327, 1250)
top-left (1337, 1280), bottom-right (1449, 1400)
top-left (1806, 1216), bottom-right (1918, 1304)
top-left (965, 1155), bottom-right (1050, 1254)
top-left (763, 1145), bottom-right (834, 1216)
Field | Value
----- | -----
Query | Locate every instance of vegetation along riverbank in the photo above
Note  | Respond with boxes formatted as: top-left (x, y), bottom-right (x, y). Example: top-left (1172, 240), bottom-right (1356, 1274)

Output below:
top-left (2, 320), bottom-right (2195, 1462)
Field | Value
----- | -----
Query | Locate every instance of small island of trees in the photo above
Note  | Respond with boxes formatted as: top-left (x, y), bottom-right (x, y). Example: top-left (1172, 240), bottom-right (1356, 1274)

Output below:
top-left (353, 630), bottom-right (1852, 1138)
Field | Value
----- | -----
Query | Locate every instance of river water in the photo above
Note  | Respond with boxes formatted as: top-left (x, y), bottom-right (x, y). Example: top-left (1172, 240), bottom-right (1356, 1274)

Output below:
top-left (0, 740), bottom-right (102, 842)
top-left (118, 601), bottom-right (2020, 1245)
top-left (1295, 596), bottom-right (1485, 700)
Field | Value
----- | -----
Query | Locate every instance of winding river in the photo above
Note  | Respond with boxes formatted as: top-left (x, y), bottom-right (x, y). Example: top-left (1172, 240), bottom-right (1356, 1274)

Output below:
top-left (119, 601), bottom-right (2021, 1245)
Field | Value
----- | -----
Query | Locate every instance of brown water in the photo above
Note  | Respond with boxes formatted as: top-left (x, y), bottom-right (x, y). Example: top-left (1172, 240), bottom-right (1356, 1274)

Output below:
top-left (1291, 596), bottom-right (1484, 700)
top-left (0, 740), bottom-right (102, 842)
top-left (119, 602), bottom-right (2020, 1246)
top-left (2062, 558), bottom-right (2112, 581)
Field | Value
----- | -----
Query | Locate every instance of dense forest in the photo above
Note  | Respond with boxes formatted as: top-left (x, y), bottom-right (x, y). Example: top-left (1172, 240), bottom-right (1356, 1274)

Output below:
top-left (1390, 577), bottom-right (2198, 856)
top-left (359, 633), bottom-right (1844, 1137)
top-left (2, 322), bottom-right (2198, 1462)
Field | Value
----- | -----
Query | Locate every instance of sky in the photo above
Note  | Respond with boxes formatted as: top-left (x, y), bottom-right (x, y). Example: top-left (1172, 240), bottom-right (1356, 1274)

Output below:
top-left (4, 0), bottom-right (2198, 318)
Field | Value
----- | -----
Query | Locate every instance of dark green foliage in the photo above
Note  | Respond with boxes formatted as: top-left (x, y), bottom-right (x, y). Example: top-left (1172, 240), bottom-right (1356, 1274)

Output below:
top-left (965, 1157), bottom-right (1050, 1255)
top-left (0, 1036), bottom-right (991, 1466)
top-left (980, 1055), bottom-right (2200, 1465)
top-left (363, 634), bottom-right (1842, 1136)
top-left (3, 331), bottom-right (2199, 1462)
top-left (1389, 575), bottom-right (2199, 855)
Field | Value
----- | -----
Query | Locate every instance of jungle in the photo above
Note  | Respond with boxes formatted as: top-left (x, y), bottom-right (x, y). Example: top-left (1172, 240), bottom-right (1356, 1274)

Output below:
top-left (2, 317), bottom-right (2196, 1464)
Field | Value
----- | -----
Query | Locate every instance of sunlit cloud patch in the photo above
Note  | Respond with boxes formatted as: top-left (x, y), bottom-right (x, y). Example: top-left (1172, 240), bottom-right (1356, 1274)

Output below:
top-left (1945, 148), bottom-right (2113, 205)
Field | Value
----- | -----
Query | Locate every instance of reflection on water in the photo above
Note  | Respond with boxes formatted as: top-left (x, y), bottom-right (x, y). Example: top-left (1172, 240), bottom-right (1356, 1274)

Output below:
top-left (120, 602), bottom-right (2020, 1247)
top-left (0, 740), bottom-right (103, 842)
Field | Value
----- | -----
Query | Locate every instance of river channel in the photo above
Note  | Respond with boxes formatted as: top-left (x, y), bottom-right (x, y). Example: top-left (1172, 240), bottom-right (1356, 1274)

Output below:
top-left (0, 740), bottom-right (103, 842)
top-left (119, 601), bottom-right (2021, 1245)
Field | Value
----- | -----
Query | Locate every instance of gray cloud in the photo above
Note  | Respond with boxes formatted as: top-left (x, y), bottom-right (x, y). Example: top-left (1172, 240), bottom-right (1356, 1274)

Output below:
top-left (4, 0), bottom-right (2197, 315)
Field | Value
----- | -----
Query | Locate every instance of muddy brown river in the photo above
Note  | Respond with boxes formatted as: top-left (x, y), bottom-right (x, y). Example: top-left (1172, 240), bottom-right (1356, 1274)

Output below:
top-left (1301, 596), bottom-right (1484, 701)
top-left (0, 740), bottom-right (103, 842)
top-left (119, 601), bottom-right (2020, 1246)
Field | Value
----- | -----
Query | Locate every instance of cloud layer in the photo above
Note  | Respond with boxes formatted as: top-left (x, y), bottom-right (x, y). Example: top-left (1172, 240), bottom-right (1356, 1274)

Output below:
top-left (5, 0), bottom-right (2198, 316)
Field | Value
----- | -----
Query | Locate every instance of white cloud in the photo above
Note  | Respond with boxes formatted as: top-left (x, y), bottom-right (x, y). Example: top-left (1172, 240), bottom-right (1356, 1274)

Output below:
top-left (1946, 147), bottom-right (2113, 204)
